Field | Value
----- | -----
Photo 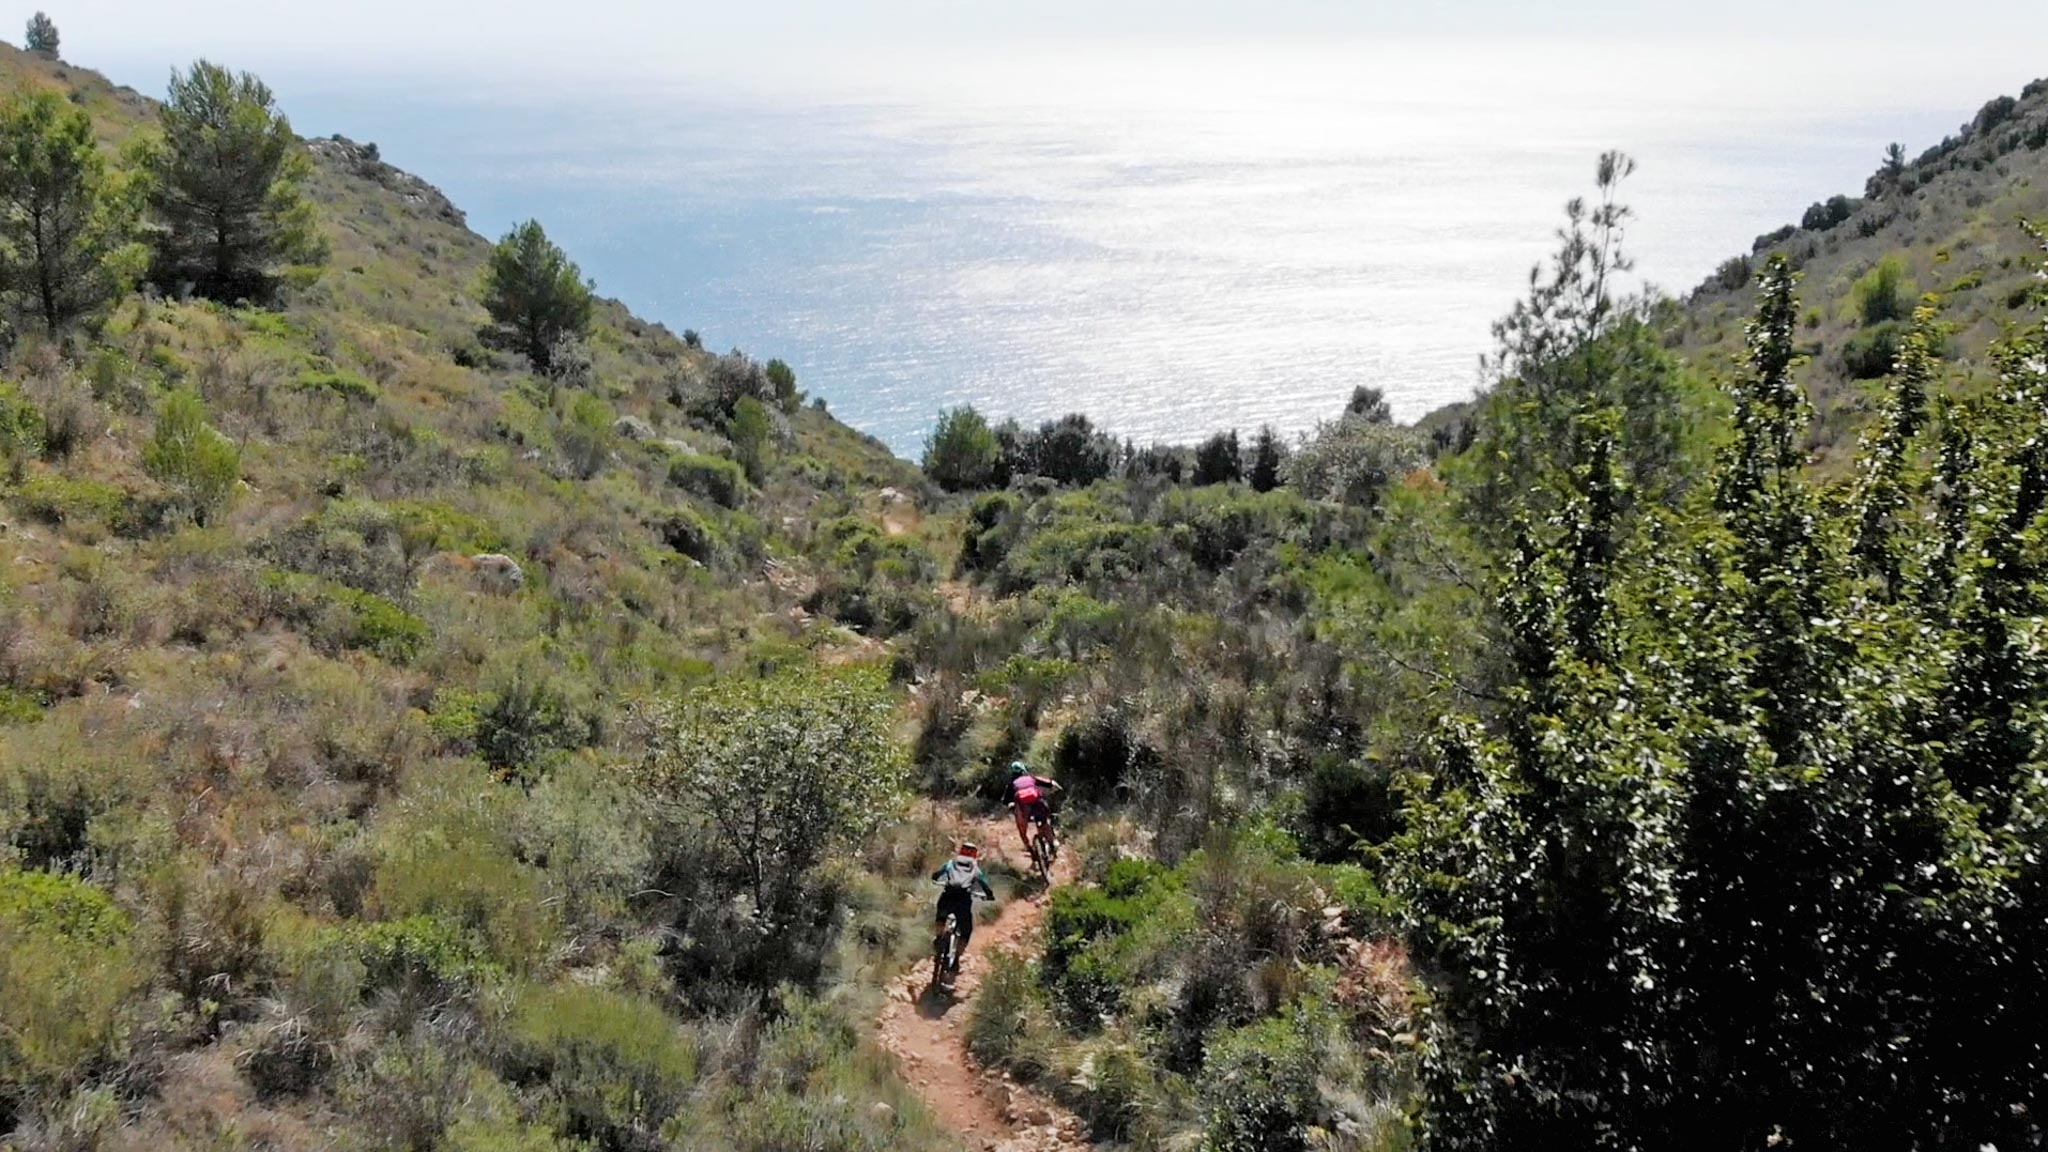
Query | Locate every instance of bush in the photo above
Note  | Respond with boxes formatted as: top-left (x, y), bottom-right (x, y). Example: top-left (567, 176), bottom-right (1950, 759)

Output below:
top-left (1284, 415), bottom-right (1424, 506)
top-left (504, 983), bottom-right (697, 1147)
top-left (14, 472), bottom-right (130, 528)
top-left (1799, 194), bottom-right (1857, 232)
top-left (667, 450), bottom-right (747, 508)
top-left (263, 569), bottom-right (430, 662)
top-left (1851, 255), bottom-right (1913, 325)
top-left (0, 869), bottom-right (146, 1106)
top-left (0, 383), bottom-right (45, 478)
top-left (639, 668), bottom-right (904, 931)
top-left (1199, 1014), bottom-right (1324, 1152)
top-left (1841, 320), bottom-right (1905, 379)
top-left (1711, 254), bottom-right (1753, 291)
top-left (143, 390), bottom-right (239, 526)
top-left (729, 396), bottom-right (773, 484)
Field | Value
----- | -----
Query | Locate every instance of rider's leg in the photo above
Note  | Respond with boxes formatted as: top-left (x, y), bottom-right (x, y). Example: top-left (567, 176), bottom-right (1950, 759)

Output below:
top-left (1014, 804), bottom-right (1032, 852)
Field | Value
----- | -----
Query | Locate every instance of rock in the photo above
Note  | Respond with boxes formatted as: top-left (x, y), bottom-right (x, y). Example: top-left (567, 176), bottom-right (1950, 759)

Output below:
top-left (879, 486), bottom-right (907, 503)
top-left (869, 1102), bottom-right (894, 1123)
top-left (472, 553), bottom-right (525, 593)
top-left (614, 415), bottom-right (656, 441)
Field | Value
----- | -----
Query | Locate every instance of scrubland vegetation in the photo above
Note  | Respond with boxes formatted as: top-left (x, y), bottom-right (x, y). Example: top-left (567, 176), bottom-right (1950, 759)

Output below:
top-left (3, 17), bottom-right (2047, 1152)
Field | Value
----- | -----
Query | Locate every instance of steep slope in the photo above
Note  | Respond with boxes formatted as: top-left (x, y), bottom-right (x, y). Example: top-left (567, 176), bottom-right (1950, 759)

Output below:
top-left (1670, 76), bottom-right (2048, 455)
top-left (1, 41), bottom-right (950, 1150)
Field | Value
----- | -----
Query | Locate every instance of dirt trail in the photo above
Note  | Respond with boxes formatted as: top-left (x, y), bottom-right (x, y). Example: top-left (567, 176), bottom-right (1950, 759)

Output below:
top-left (877, 814), bottom-right (1092, 1152)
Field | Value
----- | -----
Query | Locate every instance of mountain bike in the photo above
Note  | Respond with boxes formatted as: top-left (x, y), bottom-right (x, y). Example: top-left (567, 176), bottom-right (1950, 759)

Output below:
top-left (1028, 812), bottom-right (1058, 880)
top-left (931, 912), bottom-right (965, 989)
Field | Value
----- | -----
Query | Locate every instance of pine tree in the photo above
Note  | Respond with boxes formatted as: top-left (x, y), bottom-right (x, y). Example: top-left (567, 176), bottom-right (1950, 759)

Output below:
top-left (0, 90), bottom-right (137, 335)
top-left (24, 11), bottom-right (58, 57)
top-left (1247, 425), bottom-right (1284, 492)
top-left (1192, 430), bottom-right (1242, 486)
top-left (480, 219), bottom-right (593, 374)
top-left (141, 61), bottom-right (323, 304)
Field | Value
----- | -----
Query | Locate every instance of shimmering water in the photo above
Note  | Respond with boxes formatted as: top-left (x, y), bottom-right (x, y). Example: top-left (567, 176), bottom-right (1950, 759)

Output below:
top-left (237, 43), bottom-right (2044, 453)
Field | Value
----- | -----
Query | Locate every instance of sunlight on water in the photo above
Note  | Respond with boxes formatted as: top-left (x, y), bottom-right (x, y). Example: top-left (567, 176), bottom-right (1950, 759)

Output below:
top-left (283, 40), bottom-right (2041, 455)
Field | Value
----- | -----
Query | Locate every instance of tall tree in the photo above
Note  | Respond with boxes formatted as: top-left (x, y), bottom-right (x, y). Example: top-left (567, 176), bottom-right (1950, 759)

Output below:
top-left (1468, 152), bottom-right (1685, 536)
top-left (480, 219), bottom-right (593, 374)
top-left (1395, 248), bottom-right (2048, 1151)
top-left (23, 11), bottom-right (57, 57)
top-left (1191, 430), bottom-right (1242, 486)
top-left (0, 91), bottom-right (137, 335)
top-left (922, 405), bottom-right (1003, 492)
top-left (142, 60), bottom-right (322, 304)
top-left (1246, 425), bottom-right (1285, 492)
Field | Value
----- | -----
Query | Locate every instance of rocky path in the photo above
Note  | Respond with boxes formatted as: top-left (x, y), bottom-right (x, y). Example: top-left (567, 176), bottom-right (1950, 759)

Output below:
top-left (877, 813), bottom-right (1092, 1152)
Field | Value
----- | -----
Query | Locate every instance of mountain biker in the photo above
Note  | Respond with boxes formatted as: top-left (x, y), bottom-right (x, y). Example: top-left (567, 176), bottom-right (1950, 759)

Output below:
top-left (1005, 762), bottom-right (1063, 856)
top-left (931, 841), bottom-right (996, 974)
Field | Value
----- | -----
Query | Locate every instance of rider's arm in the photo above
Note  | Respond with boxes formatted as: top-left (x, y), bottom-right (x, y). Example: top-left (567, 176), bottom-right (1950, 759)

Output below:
top-left (931, 863), bottom-right (950, 883)
top-left (975, 870), bottom-right (996, 901)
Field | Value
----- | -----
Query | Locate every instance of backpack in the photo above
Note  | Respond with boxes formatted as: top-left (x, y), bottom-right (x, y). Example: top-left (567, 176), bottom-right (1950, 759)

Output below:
top-left (1013, 775), bottom-right (1042, 804)
top-left (943, 857), bottom-right (979, 890)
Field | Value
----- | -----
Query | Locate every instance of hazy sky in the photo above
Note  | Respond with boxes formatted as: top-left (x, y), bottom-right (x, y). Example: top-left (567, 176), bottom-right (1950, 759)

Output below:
top-left (32, 0), bottom-right (2048, 89)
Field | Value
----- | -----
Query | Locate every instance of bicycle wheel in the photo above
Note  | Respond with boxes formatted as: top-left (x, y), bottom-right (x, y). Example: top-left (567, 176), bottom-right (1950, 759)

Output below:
top-left (931, 917), bottom-right (954, 986)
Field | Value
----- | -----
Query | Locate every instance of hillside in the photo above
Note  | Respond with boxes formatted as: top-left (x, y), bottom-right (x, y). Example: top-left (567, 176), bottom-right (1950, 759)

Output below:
top-left (4, 27), bottom-right (2047, 1152)
top-left (1671, 76), bottom-right (2048, 455)
top-left (0, 39), bottom-right (964, 1152)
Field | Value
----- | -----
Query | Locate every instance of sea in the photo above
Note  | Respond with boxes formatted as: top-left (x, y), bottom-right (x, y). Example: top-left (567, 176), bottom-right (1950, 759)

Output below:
top-left (95, 39), bottom-right (2048, 456)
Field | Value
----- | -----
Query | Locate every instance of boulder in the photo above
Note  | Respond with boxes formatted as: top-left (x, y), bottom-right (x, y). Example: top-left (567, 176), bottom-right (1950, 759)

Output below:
top-left (472, 553), bottom-right (524, 593)
top-left (614, 415), bottom-right (657, 441)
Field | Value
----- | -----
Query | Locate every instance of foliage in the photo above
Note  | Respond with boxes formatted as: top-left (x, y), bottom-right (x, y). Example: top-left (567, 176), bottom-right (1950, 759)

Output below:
top-left (505, 982), bottom-right (698, 1147)
top-left (1850, 253), bottom-right (1913, 324)
top-left (481, 219), bottom-right (593, 373)
top-left (142, 389), bottom-right (239, 525)
top-left (142, 60), bottom-right (324, 303)
top-left (0, 90), bottom-right (139, 335)
top-left (1005, 413), bottom-right (1119, 487)
top-left (1468, 152), bottom-right (1688, 535)
top-left (1285, 414), bottom-right (1425, 506)
top-left (640, 667), bottom-right (905, 927)
top-left (1392, 250), bottom-right (2048, 1150)
top-left (1200, 1012), bottom-right (1325, 1152)
top-left (1247, 425), bottom-right (1286, 492)
top-left (729, 395), bottom-right (773, 485)
top-left (0, 869), bottom-right (145, 1107)
top-left (922, 404), bottom-right (1003, 492)
top-left (23, 12), bottom-right (57, 56)
top-left (1192, 430), bottom-right (1242, 486)
top-left (667, 448), bottom-right (747, 507)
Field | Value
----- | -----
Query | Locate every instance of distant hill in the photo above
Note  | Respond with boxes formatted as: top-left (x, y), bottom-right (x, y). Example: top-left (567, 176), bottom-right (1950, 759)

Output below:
top-left (1670, 75), bottom-right (2048, 457)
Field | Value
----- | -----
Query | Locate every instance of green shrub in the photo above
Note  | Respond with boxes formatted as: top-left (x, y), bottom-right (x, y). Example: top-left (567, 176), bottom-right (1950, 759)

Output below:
top-left (1850, 255), bottom-right (1913, 325)
top-left (349, 914), bottom-right (499, 1002)
top-left (262, 569), bottom-right (430, 662)
top-left (14, 471), bottom-right (131, 528)
top-left (293, 368), bottom-right (380, 403)
top-left (667, 450), bottom-right (747, 508)
top-left (505, 982), bottom-right (697, 1146)
top-left (1841, 320), bottom-right (1905, 379)
top-left (0, 869), bottom-right (146, 1103)
top-left (369, 769), bottom-right (557, 971)
top-left (967, 952), bottom-right (1056, 1076)
top-left (1200, 1014), bottom-right (1324, 1152)
top-left (0, 686), bottom-right (45, 726)
top-left (143, 390), bottom-right (239, 526)
top-left (0, 382), bottom-right (45, 477)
